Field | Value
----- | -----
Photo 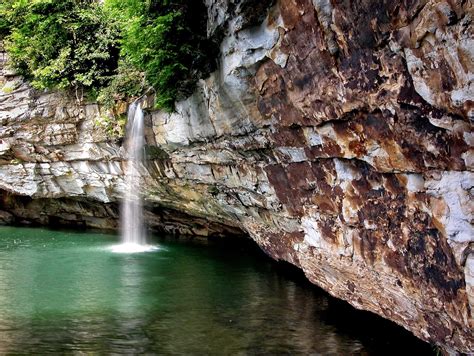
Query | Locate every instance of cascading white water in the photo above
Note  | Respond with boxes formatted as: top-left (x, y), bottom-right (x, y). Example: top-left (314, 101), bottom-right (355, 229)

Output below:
top-left (121, 102), bottom-right (145, 244)
top-left (112, 102), bottom-right (156, 253)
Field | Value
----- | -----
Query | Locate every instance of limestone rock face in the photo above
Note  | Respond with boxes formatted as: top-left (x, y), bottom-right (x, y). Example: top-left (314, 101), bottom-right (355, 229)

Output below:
top-left (148, 1), bottom-right (474, 352)
top-left (0, 0), bottom-right (473, 353)
top-left (0, 54), bottom-right (123, 229)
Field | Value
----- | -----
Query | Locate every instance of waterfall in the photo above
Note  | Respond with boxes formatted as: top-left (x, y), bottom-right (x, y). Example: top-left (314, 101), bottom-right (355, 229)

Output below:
top-left (113, 102), bottom-right (156, 253)
top-left (121, 102), bottom-right (145, 245)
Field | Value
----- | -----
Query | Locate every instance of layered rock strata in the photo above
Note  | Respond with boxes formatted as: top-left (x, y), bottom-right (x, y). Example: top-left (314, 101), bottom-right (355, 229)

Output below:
top-left (0, 0), bottom-right (473, 353)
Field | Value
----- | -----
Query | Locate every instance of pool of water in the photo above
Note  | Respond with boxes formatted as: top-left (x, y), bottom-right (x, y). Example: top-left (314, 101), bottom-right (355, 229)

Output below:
top-left (0, 226), bottom-right (432, 354)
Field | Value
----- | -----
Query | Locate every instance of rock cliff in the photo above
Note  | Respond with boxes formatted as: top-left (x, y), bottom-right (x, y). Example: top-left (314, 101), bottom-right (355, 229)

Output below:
top-left (0, 0), bottom-right (473, 353)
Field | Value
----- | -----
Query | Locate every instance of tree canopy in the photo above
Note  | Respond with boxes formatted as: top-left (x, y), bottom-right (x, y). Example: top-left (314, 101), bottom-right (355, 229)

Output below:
top-left (1, 0), bottom-right (216, 112)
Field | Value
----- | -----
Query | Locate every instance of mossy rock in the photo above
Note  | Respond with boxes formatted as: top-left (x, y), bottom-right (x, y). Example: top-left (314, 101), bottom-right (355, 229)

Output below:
top-left (144, 145), bottom-right (169, 160)
top-left (207, 185), bottom-right (219, 197)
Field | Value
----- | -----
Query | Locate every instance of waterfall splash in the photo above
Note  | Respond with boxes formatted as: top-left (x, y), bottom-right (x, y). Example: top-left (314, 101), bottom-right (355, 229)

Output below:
top-left (112, 102), bottom-right (157, 253)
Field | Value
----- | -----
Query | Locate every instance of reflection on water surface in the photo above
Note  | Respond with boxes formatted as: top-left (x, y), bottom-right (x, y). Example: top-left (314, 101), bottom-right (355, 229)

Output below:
top-left (0, 226), bottom-right (432, 354)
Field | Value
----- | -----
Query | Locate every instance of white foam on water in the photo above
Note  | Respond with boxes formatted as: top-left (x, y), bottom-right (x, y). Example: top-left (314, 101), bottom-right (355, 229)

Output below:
top-left (109, 243), bottom-right (159, 254)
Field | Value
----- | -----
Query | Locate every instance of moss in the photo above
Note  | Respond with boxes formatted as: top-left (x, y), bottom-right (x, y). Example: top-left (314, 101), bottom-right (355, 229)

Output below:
top-left (1, 85), bottom-right (14, 94)
top-left (207, 185), bottom-right (219, 197)
top-left (144, 145), bottom-right (169, 160)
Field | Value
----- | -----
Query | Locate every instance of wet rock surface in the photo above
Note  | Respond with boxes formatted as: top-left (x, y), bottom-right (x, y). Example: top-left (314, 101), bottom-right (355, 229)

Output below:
top-left (0, 0), bottom-right (473, 353)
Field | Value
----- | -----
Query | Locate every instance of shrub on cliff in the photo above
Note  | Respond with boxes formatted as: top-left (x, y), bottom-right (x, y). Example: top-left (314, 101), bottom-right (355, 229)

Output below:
top-left (105, 0), bottom-right (216, 111)
top-left (3, 0), bottom-right (120, 98)
top-left (2, 0), bottom-right (215, 111)
top-left (96, 59), bottom-right (145, 108)
top-left (0, 0), bottom-right (15, 38)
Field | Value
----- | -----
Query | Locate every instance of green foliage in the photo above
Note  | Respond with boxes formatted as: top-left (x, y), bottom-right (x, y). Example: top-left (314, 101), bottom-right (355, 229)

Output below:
top-left (0, 0), bottom-right (21, 38)
top-left (3, 0), bottom-right (120, 92)
top-left (105, 0), bottom-right (216, 112)
top-left (96, 59), bottom-right (145, 108)
top-left (94, 113), bottom-right (127, 139)
top-left (2, 0), bottom-right (215, 112)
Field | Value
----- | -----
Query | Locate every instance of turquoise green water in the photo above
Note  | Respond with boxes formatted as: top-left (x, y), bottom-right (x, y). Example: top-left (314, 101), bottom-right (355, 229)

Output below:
top-left (0, 226), bottom-right (431, 354)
